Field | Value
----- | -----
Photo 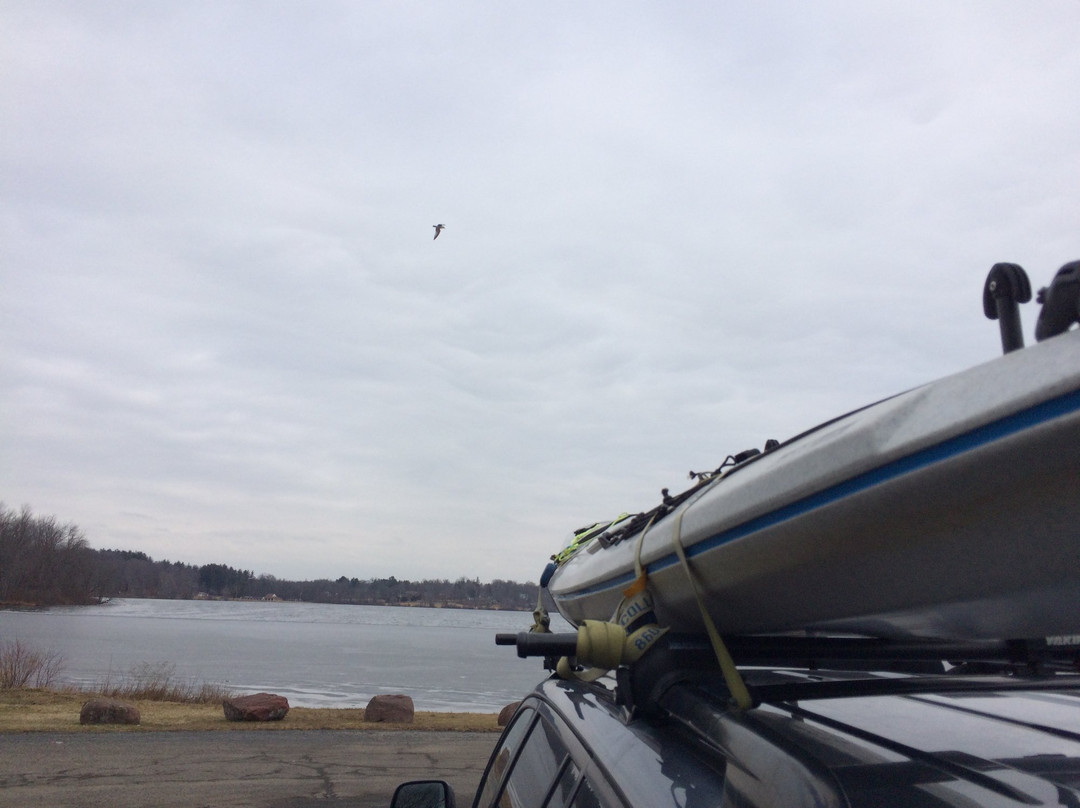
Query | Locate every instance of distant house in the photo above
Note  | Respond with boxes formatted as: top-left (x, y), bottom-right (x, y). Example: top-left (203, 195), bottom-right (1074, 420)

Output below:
top-left (262, 593), bottom-right (282, 602)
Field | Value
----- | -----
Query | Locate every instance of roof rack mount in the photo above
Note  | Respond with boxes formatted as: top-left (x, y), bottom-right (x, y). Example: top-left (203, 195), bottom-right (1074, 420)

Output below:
top-left (497, 631), bottom-right (1079, 669)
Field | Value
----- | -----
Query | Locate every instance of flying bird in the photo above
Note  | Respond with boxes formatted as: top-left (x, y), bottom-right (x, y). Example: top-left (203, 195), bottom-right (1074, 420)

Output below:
top-left (433, 224), bottom-right (446, 240)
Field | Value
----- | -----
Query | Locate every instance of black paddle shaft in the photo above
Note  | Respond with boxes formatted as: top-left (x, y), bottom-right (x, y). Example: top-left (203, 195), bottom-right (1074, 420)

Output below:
top-left (496, 632), bottom-right (579, 659)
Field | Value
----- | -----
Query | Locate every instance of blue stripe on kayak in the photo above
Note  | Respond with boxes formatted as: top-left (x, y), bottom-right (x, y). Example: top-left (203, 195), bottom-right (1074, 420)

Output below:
top-left (558, 386), bottom-right (1080, 601)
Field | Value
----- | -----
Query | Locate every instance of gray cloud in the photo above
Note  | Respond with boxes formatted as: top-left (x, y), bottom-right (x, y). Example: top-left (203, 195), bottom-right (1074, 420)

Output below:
top-left (3, 1), bottom-right (1078, 582)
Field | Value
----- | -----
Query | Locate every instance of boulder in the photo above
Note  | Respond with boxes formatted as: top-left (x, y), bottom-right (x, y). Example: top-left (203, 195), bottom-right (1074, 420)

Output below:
top-left (497, 701), bottom-right (521, 727)
top-left (222, 692), bottom-right (290, 722)
top-left (364, 694), bottom-right (414, 723)
top-left (80, 698), bottom-right (141, 725)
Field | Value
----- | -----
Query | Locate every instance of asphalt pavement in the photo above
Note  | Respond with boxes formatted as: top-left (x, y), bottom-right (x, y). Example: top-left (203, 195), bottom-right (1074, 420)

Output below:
top-left (0, 730), bottom-right (497, 808)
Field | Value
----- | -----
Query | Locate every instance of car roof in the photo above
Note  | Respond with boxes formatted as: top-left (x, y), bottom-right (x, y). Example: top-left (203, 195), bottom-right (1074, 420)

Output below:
top-left (527, 666), bottom-right (1080, 808)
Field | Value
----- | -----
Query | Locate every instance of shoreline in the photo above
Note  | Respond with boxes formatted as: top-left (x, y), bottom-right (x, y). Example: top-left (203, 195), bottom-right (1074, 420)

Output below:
top-left (0, 689), bottom-right (504, 734)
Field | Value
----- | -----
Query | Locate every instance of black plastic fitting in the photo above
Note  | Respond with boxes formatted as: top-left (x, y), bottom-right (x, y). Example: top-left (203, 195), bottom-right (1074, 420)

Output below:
top-left (982, 263), bottom-right (1031, 354)
top-left (1035, 260), bottom-right (1080, 342)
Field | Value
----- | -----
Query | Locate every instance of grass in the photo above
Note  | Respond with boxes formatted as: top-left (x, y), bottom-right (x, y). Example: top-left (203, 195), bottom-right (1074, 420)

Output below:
top-left (0, 688), bottom-right (503, 733)
top-left (94, 661), bottom-right (234, 704)
top-left (0, 639), bottom-right (65, 689)
top-left (0, 640), bottom-right (505, 733)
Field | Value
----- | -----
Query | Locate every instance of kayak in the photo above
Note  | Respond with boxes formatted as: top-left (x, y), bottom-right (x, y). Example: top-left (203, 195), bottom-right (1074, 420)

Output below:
top-left (545, 328), bottom-right (1080, 641)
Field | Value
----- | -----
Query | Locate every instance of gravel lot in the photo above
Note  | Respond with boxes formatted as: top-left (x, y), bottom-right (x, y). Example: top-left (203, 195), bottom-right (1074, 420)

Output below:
top-left (0, 730), bottom-right (497, 808)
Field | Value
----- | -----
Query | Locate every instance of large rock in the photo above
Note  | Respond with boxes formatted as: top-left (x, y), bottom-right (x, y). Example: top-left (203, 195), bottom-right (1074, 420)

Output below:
top-left (222, 692), bottom-right (290, 722)
top-left (498, 701), bottom-right (521, 727)
top-left (80, 698), bottom-right (141, 725)
top-left (364, 694), bottom-right (414, 723)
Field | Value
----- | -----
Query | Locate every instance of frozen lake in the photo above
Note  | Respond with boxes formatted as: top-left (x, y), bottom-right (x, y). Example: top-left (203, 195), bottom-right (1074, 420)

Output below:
top-left (0, 598), bottom-right (569, 711)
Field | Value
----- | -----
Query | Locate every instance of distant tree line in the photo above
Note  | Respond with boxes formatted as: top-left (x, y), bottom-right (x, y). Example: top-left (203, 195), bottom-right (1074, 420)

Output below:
top-left (246, 574), bottom-right (538, 610)
top-left (0, 504), bottom-right (95, 605)
top-left (0, 504), bottom-right (539, 610)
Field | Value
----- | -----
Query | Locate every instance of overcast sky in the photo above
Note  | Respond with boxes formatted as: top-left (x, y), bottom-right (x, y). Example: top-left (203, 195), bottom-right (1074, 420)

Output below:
top-left (3, 2), bottom-right (1078, 585)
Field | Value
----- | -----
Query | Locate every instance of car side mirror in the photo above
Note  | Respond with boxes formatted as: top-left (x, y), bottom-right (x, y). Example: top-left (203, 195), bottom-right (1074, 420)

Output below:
top-left (389, 779), bottom-right (456, 808)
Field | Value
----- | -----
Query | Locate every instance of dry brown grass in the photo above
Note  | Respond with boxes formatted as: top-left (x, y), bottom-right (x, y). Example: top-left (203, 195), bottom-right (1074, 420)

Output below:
top-left (0, 689), bottom-right (503, 733)
top-left (94, 661), bottom-right (234, 704)
top-left (0, 639), bottom-right (65, 689)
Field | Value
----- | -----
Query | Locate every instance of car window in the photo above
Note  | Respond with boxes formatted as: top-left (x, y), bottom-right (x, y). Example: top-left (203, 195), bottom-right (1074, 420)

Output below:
top-left (569, 776), bottom-right (603, 808)
top-left (473, 699), bottom-right (624, 808)
top-left (475, 707), bottom-right (535, 808)
top-left (497, 715), bottom-right (570, 808)
top-left (545, 759), bottom-right (579, 808)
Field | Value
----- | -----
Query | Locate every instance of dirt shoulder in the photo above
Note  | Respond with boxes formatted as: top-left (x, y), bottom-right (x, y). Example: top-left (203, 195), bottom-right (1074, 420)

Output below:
top-left (0, 689), bottom-right (504, 733)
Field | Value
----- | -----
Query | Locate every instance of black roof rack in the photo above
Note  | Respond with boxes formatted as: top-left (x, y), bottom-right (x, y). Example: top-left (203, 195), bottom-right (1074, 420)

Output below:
top-left (498, 630), bottom-right (1080, 713)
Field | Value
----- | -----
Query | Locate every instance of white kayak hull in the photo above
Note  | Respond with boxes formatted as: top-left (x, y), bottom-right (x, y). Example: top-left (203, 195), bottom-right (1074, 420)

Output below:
top-left (546, 329), bottom-right (1080, 641)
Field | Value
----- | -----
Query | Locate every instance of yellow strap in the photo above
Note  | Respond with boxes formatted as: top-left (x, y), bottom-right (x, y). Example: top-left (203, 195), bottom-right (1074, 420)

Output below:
top-left (577, 620), bottom-right (629, 668)
top-left (529, 588), bottom-right (551, 634)
top-left (553, 504), bottom-right (749, 711)
top-left (556, 655), bottom-right (607, 682)
top-left (557, 563), bottom-right (669, 683)
top-left (622, 575), bottom-right (648, 598)
top-left (668, 503), bottom-right (754, 710)
top-left (621, 513), bottom-right (657, 599)
top-left (557, 617), bottom-right (668, 682)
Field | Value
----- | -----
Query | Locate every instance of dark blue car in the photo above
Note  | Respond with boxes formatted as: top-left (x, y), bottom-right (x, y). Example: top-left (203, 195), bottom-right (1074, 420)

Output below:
top-left (392, 634), bottom-right (1080, 807)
